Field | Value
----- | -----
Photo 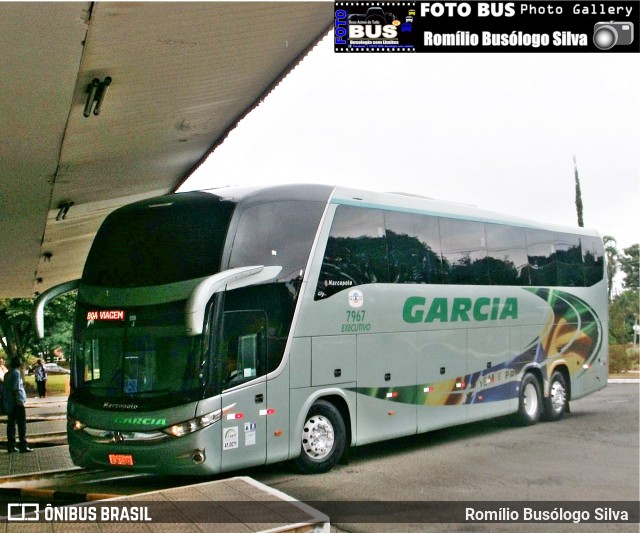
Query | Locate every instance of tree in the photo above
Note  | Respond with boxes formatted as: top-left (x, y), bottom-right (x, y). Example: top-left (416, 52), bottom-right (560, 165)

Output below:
top-left (603, 235), bottom-right (619, 301)
top-left (609, 289), bottom-right (638, 344)
top-left (0, 302), bottom-right (22, 358)
top-left (573, 156), bottom-right (584, 228)
top-left (608, 243), bottom-right (639, 344)
top-left (619, 244), bottom-right (639, 291)
top-left (0, 293), bottom-right (76, 362)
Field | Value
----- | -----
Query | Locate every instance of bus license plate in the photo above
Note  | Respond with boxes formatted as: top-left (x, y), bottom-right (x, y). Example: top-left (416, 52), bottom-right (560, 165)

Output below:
top-left (109, 454), bottom-right (134, 466)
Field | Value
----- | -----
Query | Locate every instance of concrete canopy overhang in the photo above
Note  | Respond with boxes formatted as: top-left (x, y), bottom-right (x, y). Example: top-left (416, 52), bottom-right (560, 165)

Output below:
top-left (0, 2), bottom-right (333, 297)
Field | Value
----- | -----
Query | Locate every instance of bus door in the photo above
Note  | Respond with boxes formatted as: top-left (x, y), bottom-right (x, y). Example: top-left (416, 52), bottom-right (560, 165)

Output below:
top-left (219, 310), bottom-right (269, 471)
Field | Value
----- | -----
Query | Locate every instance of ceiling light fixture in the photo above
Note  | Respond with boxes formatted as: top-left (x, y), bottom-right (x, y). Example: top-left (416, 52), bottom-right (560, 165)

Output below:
top-left (83, 76), bottom-right (112, 118)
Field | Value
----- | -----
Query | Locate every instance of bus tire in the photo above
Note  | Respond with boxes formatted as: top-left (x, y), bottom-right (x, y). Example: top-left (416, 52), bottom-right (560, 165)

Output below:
top-left (294, 400), bottom-right (346, 474)
top-left (543, 370), bottom-right (568, 422)
top-left (514, 373), bottom-right (542, 426)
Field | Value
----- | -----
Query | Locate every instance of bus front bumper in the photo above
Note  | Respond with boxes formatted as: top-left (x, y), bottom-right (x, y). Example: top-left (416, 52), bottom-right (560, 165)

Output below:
top-left (68, 423), bottom-right (222, 476)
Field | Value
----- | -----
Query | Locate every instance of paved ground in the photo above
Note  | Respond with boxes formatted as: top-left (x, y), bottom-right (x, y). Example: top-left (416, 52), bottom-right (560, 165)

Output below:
top-left (0, 396), bottom-right (70, 477)
top-left (250, 382), bottom-right (639, 532)
top-left (0, 379), bottom-right (638, 479)
top-left (0, 397), bottom-right (331, 532)
top-left (0, 382), bottom-right (637, 532)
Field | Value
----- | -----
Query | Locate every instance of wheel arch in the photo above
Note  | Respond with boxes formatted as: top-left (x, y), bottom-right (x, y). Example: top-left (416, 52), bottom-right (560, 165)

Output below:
top-left (523, 364), bottom-right (544, 390)
top-left (319, 394), bottom-right (352, 452)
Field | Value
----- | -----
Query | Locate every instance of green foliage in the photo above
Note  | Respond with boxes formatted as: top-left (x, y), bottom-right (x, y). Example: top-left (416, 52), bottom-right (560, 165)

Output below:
top-left (609, 345), bottom-right (640, 374)
top-left (24, 373), bottom-right (69, 396)
top-left (619, 244), bottom-right (639, 291)
top-left (609, 289), bottom-right (638, 344)
top-left (609, 243), bottom-right (639, 349)
top-left (573, 156), bottom-right (584, 227)
top-left (0, 293), bottom-right (76, 360)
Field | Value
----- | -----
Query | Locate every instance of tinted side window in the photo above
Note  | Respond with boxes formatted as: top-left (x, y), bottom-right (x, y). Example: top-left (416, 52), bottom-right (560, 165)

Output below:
top-left (314, 204), bottom-right (596, 293)
top-left (526, 229), bottom-right (556, 286)
top-left (229, 200), bottom-right (326, 283)
top-left (582, 236), bottom-right (604, 286)
top-left (384, 211), bottom-right (443, 284)
top-left (555, 233), bottom-right (583, 286)
top-left (316, 206), bottom-right (389, 299)
top-left (218, 284), bottom-right (294, 391)
top-left (440, 219), bottom-right (489, 284)
top-left (485, 224), bottom-right (529, 285)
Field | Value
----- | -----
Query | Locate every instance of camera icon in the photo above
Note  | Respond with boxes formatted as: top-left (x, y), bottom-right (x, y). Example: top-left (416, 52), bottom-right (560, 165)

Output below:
top-left (593, 21), bottom-right (634, 50)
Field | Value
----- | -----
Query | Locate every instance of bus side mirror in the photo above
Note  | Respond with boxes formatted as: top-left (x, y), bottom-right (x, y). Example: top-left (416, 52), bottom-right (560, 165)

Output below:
top-left (185, 265), bottom-right (281, 336)
top-left (33, 280), bottom-right (80, 339)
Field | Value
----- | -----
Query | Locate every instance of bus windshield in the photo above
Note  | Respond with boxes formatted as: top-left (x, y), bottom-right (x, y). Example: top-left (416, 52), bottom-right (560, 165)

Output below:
top-left (82, 193), bottom-right (234, 288)
top-left (73, 300), bottom-right (205, 408)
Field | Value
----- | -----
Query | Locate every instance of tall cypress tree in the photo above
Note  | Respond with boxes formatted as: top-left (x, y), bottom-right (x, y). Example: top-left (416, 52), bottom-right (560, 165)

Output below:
top-left (573, 156), bottom-right (584, 227)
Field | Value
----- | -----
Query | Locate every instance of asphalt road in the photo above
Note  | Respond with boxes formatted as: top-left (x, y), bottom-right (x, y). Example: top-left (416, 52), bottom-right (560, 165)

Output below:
top-left (2, 384), bottom-right (637, 532)
top-left (248, 383), bottom-right (639, 532)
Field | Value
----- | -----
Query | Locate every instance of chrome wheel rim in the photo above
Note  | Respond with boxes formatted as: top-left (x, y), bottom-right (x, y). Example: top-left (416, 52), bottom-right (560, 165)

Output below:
top-left (523, 382), bottom-right (539, 418)
top-left (550, 380), bottom-right (566, 413)
top-left (301, 415), bottom-right (334, 460)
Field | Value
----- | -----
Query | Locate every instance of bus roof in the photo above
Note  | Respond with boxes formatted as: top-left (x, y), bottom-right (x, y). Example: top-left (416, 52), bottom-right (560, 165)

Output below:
top-left (330, 186), bottom-right (602, 238)
top-left (194, 183), bottom-right (600, 238)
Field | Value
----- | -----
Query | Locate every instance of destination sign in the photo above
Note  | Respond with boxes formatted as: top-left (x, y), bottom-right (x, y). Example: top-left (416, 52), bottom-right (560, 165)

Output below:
top-left (87, 310), bottom-right (126, 321)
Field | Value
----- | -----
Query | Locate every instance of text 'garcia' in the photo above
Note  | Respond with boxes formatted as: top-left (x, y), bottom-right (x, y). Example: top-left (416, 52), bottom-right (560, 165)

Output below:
top-left (403, 297), bottom-right (518, 323)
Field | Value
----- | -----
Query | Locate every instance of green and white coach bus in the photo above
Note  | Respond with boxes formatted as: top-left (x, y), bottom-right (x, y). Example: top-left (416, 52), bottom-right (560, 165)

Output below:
top-left (35, 184), bottom-right (607, 475)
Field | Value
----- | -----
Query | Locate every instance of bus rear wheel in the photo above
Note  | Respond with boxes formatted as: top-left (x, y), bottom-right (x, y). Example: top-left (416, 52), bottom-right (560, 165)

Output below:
top-left (294, 400), bottom-right (346, 474)
top-left (543, 370), bottom-right (568, 422)
top-left (514, 373), bottom-right (542, 426)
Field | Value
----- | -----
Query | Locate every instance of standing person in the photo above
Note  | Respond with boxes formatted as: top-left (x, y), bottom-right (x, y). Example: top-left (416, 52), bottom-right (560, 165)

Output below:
top-left (3, 357), bottom-right (32, 453)
top-left (0, 358), bottom-right (8, 414)
top-left (34, 358), bottom-right (47, 398)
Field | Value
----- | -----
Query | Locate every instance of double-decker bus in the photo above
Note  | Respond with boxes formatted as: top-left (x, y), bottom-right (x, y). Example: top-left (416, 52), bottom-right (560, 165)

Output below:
top-left (35, 184), bottom-right (607, 475)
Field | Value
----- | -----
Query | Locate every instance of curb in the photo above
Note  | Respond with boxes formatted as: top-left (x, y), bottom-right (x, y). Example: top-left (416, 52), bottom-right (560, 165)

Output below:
top-left (0, 486), bottom-right (120, 501)
top-left (0, 464), bottom-right (82, 483)
top-left (0, 415), bottom-right (66, 423)
top-left (0, 464), bottom-right (120, 503)
top-left (25, 400), bottom-right (67, 406)
top-left (0, 432), bottom-right (67, 445)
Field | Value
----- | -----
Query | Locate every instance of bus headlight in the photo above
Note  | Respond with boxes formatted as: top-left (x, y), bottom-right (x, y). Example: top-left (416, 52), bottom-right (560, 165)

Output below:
top-left (163, 410), bottom-right (221, 438)
top-left (71, 419), bottom-right (87, 431)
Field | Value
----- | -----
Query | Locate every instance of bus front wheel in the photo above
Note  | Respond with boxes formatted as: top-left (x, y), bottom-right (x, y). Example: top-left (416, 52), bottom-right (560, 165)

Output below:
top-left (514, 373), bottom-right (542, 426)
top-left (294, 400), bottom-right (346, 474)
